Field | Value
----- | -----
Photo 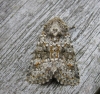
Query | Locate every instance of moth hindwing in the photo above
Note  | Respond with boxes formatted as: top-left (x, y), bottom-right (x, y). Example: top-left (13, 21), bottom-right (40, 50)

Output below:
top-left (26, 17), bottom-right (80, 85)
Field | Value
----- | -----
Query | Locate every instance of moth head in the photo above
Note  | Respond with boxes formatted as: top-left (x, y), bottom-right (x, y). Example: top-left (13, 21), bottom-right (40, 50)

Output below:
top-left (43, 17), bottom-right (68, 37)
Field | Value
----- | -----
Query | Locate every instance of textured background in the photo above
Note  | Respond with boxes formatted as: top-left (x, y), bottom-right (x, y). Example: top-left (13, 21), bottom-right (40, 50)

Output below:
top-left (0, 0), bottom-right (100, 94)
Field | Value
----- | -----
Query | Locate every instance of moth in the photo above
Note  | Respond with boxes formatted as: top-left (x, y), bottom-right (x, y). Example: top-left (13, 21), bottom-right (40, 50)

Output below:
top-left (26, 17), bottom-right (80, 85)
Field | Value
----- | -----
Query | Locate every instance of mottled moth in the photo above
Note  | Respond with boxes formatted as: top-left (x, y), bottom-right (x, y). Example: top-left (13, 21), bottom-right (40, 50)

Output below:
top-left (26, 17), bottom-right (80, 85)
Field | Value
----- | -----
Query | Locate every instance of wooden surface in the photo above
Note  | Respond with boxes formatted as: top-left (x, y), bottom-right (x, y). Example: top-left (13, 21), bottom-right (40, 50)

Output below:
top-left (0, 0), bottom-right (100, 94)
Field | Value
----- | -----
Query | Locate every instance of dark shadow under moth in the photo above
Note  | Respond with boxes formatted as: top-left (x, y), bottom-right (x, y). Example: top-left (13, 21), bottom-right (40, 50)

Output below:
top-left (26, 17), bottom-right (80, 85)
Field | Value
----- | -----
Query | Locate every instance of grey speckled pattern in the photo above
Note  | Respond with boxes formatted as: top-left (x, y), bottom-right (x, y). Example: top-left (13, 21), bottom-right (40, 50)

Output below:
top-left (26, 17), bottom-right (80, 86)
top-left (0, 0), bottom-right (100, 94)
